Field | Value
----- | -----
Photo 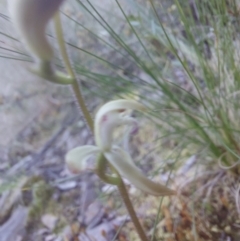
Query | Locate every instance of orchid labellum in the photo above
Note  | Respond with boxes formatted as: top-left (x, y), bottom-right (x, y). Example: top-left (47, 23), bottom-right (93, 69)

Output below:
top-left (66, 99), bottom-right (176, 196)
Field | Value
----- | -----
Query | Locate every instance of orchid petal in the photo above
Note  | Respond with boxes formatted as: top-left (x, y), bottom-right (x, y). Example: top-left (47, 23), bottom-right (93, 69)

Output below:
top-left (95, 100), bottom-right (146, 150)
top-left (104, 147), bottom-right (176, 196)
top-left (95, 100), bottom-right (146, 123)
top-left (65, 145), bottom-right (100, 173)
top-left (8, 0), bottom-right (64, 61)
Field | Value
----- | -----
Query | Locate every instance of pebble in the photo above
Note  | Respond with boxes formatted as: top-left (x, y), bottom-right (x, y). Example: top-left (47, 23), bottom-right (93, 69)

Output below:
top-left (45, 234), bottom-right (57, 241)
top-left (16, 236), bottom-right (23, 241)
top-left (101, 184), bottom-right (117, 194)
top-left (41, 214), bottom-right (58, 231)
top-left (62, 225), bottom-right (73, 240)
top-left (84, 201), bottom-right (105, 227)
top-left (57, 181), bottom-right (77, 191)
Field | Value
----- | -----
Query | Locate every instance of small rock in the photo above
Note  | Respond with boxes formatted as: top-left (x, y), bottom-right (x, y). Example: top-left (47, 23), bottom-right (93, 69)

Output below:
top-left (45, 234), bottom-right (56, 241)
top-left (84, 201), bottom-right (105, 228)
top-left (37, 228), bottom-right (49, 236)
top-left (211, 225), bottom-right (219, 233)
top-left (41, 214), bottom-right (58, 231)
top-left (16, 236), bottom-right (23, 241)
top-left (101, 184), bottom-right (117, 194)
top-left (83, 221), bottom-right (117, 241)
top-left (54, 237), bottom-right (62, 241)
top-left (77, 121), bottom-right (85, 128)
top-left (0, 206), bottom-right (28, 241)
top-left (62, 225), bottom-right (73, 240)
top-left (224, 225), bottom-right (231, 233)
top-left (57, 181), bottom-right (77, 191)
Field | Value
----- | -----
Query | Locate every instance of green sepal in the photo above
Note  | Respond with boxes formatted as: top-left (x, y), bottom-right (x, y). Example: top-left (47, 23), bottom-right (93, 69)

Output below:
top-left (30, 60), bottom-right (74, 85)
top-left (96, 153), bottom-right (121, 185)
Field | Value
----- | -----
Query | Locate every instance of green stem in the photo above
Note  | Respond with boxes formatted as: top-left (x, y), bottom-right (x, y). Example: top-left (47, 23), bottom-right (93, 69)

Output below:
top-left (118, 179), bottom-right (149, 241)
top-left (54, 12), bottom-right (93, 131)
top-left (54, 11), bottom-right (148, 241)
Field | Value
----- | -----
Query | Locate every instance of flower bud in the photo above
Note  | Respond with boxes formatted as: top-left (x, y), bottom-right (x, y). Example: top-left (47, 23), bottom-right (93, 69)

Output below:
top-left (8, 0), bottom-right (64, 61)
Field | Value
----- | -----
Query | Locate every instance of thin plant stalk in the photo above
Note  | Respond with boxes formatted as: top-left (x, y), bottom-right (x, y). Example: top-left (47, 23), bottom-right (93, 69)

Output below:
top-left (54, 11), bottom-right (148, 241)
top-left (54, 12), bottom-right (93, 131)
top-left (118, 179), bottom-right (149, 241)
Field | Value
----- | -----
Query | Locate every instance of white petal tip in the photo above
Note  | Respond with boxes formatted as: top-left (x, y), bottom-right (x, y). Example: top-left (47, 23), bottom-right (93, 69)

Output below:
top-left (104, 147), bottom-right (176, 196)
top-left (65, 145), bottom-right (100, 174)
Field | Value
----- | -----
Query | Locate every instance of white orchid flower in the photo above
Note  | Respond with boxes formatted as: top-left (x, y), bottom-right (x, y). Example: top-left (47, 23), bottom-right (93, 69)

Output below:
top-left (8, 0), bottom-right (64, 61)
top-left (66, 99), bottom-right (176, 196)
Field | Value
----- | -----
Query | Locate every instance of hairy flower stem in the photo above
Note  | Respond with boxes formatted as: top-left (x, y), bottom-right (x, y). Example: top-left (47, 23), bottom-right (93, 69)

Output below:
top-left (118, 179), bottom-right (149, 241)
top-left (54, 12), bottom-right (93, 131)
top-left (54, 11), bottom-right (148, 241)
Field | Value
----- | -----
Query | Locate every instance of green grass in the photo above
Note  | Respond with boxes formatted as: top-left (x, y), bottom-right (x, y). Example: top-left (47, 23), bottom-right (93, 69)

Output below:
top-left (66, 0), bottom-right (240, 167)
